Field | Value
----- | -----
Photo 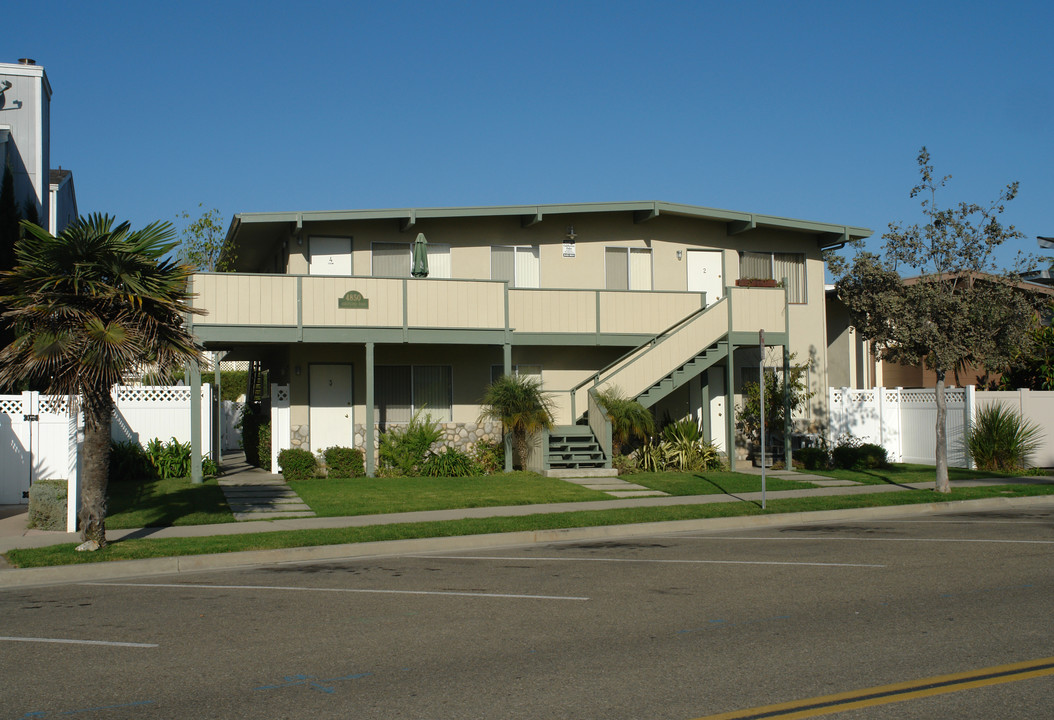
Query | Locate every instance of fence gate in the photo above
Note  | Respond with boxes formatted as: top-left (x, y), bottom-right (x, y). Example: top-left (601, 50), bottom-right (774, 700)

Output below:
top-left (0, 395), bottom-right (32, 504)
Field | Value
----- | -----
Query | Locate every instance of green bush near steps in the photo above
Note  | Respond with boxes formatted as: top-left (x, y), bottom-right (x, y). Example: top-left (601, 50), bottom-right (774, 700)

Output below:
top-left (277, 447), bottom-right (317, 480)
top-left (322, 446), bottom-right (365, 478)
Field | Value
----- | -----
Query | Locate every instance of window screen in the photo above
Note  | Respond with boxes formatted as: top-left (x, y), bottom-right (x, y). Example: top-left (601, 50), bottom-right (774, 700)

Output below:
top-left (373, 243), bottom-right (410, 277)
top-left (375, 365), bottom-right (452, 426)
top-left (738, 251), bottom-right (806, 303)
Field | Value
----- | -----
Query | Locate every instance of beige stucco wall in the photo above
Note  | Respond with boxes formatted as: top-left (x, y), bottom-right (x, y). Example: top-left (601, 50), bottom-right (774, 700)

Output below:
top-left (234, 209), bottom-right (841, 450)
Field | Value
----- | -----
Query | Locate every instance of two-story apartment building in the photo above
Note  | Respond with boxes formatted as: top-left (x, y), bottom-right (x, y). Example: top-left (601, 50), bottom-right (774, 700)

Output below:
top-left (189, 201), bottom-right (871, 475)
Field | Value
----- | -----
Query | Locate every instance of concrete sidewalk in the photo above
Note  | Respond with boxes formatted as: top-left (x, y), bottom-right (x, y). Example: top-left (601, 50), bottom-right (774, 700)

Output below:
top-left (3, 474), bottom-right (1053, 554)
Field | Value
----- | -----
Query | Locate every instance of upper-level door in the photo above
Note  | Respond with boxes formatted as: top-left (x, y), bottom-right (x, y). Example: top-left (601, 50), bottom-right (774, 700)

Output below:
top-left (687, 250), bottom-right (723, 306)
top-left (309, 236), bottom-right (352, 275)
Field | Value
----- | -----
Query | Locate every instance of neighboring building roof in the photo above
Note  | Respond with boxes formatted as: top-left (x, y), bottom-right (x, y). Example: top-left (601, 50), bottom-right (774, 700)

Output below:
top-left (49, 168), bottom-right (71, 185)
top-left (225, 200), bottom-right (873, 272)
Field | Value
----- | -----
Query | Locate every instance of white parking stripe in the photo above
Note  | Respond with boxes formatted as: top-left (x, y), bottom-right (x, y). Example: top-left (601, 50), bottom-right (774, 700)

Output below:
top-left (408, 555), bottom-right (884, 568)
top-left (0, 636), bottom-right (157, 648)
top-left (83, 582), bottom-right (589, 601)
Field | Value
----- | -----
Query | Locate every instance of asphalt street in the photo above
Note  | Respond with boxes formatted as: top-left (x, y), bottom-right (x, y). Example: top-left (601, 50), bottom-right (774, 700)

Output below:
top-left (2, 503), bottom-right (1052, 719)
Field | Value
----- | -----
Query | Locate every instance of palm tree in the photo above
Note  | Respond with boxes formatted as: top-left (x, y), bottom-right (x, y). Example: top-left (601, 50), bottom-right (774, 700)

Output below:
top-left (595, 386), bottom-right (654, 456)
top-left (0, 215), bottom-right (202, 549)
top-left (478, 374), bottom-right (555, 471)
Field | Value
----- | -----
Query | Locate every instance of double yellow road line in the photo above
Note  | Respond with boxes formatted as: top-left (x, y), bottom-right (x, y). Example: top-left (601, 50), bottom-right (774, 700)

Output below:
top-left (695, 656), bottom-right (1054, 719)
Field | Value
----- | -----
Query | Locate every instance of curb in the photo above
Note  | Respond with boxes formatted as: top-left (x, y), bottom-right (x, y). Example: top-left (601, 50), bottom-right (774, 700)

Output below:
top-left (2, 495), bottom-right (1051, 589)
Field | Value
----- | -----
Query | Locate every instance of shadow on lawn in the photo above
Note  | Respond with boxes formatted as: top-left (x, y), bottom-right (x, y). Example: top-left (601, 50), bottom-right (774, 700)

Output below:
top-left (852, 469), bottom-right (923, 490)
top-left (692, 475), bottom-right (762, 508)
top-left (107, 478), bottom-right (231, 536)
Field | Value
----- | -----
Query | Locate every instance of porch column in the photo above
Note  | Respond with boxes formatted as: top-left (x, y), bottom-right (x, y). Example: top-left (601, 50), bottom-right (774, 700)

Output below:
top-left (783, 345), bottom-right (792, 467)
top-left (365, 341), bottom-right (375, 477)
top-left (503, 343), bottom-right (513, 471)
top-left (213, 352), bottom-right (223, 464)
top-left (725, 342), bottom-right (736, 472)
top-left (700, 377), bottom-right (711, 443)
top-left (190, 362), bottom-right (203, 484)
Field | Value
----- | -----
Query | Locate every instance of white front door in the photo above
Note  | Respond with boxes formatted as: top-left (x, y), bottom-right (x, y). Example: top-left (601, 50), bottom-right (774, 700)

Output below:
top-left (309, 237), bottom-right (352, 275)
top-left (687, 250), bottom-right (723, 306)
top-left (309, 364), bottom-right (353, 452)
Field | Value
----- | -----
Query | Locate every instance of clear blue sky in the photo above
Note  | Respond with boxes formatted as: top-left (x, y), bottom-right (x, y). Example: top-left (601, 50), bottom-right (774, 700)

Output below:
top-left (10, 0), bottom-right (1053, 272)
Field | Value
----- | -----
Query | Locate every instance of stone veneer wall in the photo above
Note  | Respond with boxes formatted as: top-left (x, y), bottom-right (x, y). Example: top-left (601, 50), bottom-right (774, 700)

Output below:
top-left (354, 421), bottom-right (502, 456)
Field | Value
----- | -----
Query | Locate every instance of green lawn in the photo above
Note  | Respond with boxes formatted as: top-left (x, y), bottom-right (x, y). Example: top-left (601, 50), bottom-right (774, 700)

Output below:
top-left (10, 483), bottom-right (1054, 568)
top-left (287, 472), bottom-right (611, 516)
top-left (796, 463), bottom-right (1047, 486)
top-left (105, 476), bottom-right (234, 529)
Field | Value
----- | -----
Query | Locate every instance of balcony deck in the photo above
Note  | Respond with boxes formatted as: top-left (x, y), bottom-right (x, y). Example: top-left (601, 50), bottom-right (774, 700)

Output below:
top-left (188, 273), bottom-right (733, 347)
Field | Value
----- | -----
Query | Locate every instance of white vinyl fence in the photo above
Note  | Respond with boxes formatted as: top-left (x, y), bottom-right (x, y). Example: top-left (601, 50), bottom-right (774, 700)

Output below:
top-left (0, 385), bottom-right (218, 532)
top-left (828, 386), bottom-right (1054, 468)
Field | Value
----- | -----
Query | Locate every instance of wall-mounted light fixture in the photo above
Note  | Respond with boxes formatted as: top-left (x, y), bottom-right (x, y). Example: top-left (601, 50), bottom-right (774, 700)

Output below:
top-left (294, 365), bottom-right (301, 376)
top-left (676, 250), bottom-right (683, 260)
top-left (565, 225), bottom-right (577, 241)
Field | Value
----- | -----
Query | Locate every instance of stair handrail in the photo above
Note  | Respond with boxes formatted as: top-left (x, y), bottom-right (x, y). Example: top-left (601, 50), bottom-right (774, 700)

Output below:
top-left (567, 296), bottom-right (727, 419)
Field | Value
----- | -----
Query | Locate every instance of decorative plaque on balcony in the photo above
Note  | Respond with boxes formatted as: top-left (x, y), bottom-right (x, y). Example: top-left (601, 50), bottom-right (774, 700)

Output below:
top-left (338, 291), bottom-right (369, 309)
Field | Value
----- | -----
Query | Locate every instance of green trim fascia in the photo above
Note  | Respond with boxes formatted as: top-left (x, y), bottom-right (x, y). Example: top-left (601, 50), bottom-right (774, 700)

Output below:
top-left (194, 326), bottom-right (301, 343)
top-left (729, 331), bottom-right (788, 345)
top-left (510, 332), bottom-right (654, 346)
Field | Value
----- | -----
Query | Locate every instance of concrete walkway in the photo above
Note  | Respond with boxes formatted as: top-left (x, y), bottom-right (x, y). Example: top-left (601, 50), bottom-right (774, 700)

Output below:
top-left (217, 452), bottom-right (315, 520)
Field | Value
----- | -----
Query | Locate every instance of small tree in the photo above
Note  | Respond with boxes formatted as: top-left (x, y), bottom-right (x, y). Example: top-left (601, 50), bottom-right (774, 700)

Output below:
top-left (178, 204), bottom-right (233, 271)
top-left (735, 358), bottom-right (812, 455)
top-left (595, 386), bottom-right (654, 456)
top-left (478, 374), bottom-right (554, 471)
top-left (834, 148), bottom-right (1043, 492)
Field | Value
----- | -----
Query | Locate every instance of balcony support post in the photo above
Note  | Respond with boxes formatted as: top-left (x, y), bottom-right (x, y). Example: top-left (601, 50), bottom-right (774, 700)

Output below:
top-left (190, 361), bottom-right (203, 484)
top-left (365, 341), bottom-right (376, 477)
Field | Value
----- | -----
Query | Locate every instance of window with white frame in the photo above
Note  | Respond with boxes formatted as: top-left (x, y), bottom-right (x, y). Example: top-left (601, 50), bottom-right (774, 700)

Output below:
top-left (372, 242), bottom-right (451, 278)
top-left (490, 364), bottom-right (543, 386)
top-left (605, 247), bottom-right (652, 290)
top-left (739, 251), bottom-right (806, 303)
top-left (491, 245), bottom-right (539, 288)
top-left (375, 365), bottom-right (452, 425)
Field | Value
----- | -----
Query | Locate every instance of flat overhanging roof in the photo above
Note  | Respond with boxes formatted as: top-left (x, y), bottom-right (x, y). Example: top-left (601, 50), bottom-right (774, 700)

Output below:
top-left (224, 200), bottom-right (873, 271)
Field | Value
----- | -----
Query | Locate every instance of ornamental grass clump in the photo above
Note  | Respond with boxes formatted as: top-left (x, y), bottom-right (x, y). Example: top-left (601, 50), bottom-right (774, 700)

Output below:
top-left (966, 404), bottom-right (1042, 472)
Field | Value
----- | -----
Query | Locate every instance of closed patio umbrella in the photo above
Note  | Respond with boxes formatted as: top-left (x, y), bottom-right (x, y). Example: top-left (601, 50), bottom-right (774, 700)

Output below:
top-left (411, 233), bottom-right (429, 277)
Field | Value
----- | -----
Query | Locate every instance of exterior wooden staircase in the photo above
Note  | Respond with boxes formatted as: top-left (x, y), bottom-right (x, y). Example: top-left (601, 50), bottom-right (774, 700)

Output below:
top-left (546, 426), bottom-right (607, 471)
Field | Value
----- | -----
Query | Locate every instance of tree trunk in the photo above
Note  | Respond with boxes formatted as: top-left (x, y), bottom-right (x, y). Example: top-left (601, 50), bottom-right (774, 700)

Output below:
top-left (79, 392), bottom-right (113, 547)
top-left (514, 431), bottom-right (529, 472)
top-left (934, 375), bottom-right (950, 493)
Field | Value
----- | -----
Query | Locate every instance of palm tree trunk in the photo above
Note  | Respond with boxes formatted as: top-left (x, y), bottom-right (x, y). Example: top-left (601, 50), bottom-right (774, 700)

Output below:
top-left (79, 390), bottom-right (112, 547)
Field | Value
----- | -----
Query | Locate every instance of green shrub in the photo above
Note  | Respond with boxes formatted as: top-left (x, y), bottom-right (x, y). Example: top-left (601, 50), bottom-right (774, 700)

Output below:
top-left (239, 405), bottom-right (270, 469)
top-left (634, 425), bottom-right (722, 473)
top-left (611, 452), bottom-right (637, 474)
top-left (323, 446), bottom-right (365, 478)
top-left (257, 421), bottom-right (272, 471)
top-left (795, 447), bottom-right (829, 470)
top-left (28, 479), bottom-right (67, 530)
top-left (277, 448), bottom-right (317, 480)
top-left (966, 404), bottom-right (1042, 471)
top-left (421, 447), bottom-right (481, 477)
top-left (110, 440), bottom-right (156, 482)
top-left (146, 437), bottom-right (192, 480)
top-left (378, 409), bottom-right (442, 476)
top-left (831, 436), bottom-right (888, 470)
top-left (471, 440), bottom-right (505, 475)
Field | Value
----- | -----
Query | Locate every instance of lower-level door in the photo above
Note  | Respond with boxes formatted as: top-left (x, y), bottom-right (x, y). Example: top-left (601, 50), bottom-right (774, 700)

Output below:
top-left (309, 364), bottom-right (353, 453)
